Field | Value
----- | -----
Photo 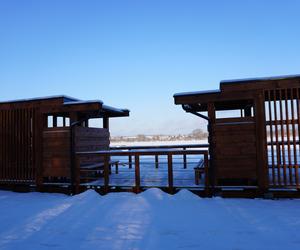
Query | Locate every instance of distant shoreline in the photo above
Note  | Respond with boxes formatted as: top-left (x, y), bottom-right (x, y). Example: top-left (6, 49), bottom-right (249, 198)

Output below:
top-left (111, 139), bottom-right (208, 147)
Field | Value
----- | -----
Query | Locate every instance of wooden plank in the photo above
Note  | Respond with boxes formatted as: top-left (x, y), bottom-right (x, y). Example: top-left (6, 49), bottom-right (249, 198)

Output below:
top-left (255, 90), bottom-right (268, 190)
top-left (3, 110), bottom-right (7, 180)
top-left (216, 117), bottom-right (254, 124)
top-left (291, 89), bottom-right (298, 186)
top-left (221, 79), bottom-right (300, 92)
top-left (285, 89), bottom-right (293, 185)
top-left (297, 88), bottom-right (300, 187)
top-left (34, 109), bottom-right (43, 187)
top-left (279, 90), bottom-right (287, 185)
top-left (155, 154), bottom-right (159, 168)
top-left (213, 123), bottom-right (255, 133)
top-left (267, 90), bottom-right (276, 185)
top-left (207, 102), bottom-right (216, 187)
top-left (75, 127), bottom-right (109, 136)
top-left (0, 110), bottom-right (3, 179)
top-left (212, 134), bottom-right (256, 144)
top-left (272, 89), bottom-right (281, 186)
top-left (167, 153), bottom-right (173, 192)
top-left (104, 155), bottom-right (109, 192)
top-left (135, 154), bottom-right (140, 193)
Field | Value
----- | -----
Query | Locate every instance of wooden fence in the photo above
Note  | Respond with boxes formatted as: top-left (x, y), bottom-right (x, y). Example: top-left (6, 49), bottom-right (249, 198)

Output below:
top-left (265, 88), bottom-right (300, 188)
top-left (75, 148), bottom-right (209, 193)
top-left (0, 108), bottom-right (36, 183)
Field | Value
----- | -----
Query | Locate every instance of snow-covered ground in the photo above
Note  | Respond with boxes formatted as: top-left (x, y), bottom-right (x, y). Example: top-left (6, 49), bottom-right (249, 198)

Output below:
top-left (0, 189), bottom-right (300, 250)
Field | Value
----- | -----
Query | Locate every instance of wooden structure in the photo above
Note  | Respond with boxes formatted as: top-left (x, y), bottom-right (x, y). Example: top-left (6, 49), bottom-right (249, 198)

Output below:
top-left (0, 95), bottom-right (129, 191)
top-left (76, 148), bottom-right (209, 194)
top-left (174, 75), bottom-right (300, 193)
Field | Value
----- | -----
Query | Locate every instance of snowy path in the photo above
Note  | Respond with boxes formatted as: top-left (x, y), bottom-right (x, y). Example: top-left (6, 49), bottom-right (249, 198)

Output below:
top-left (0, 189), bottom-right (300, 250)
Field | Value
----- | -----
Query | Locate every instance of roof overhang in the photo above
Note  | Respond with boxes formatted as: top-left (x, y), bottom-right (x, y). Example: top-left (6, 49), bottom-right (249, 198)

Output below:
top-left (174, 74), bottom-right (300, 112)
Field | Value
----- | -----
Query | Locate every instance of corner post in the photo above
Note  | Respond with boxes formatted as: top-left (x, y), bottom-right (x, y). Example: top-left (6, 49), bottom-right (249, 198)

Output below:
top-left (207, 102), bottom-right (215, 190)
top-left (254, 91), bottom-right (269, 194)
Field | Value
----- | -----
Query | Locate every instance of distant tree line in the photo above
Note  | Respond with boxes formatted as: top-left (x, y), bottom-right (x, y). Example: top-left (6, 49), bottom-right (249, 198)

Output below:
top-left (111, 129), bottom-right (208, 142)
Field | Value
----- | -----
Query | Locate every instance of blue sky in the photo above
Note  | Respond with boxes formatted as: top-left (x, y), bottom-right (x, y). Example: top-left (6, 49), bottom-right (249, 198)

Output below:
top-left (1, 0), bottom-right (300, 135)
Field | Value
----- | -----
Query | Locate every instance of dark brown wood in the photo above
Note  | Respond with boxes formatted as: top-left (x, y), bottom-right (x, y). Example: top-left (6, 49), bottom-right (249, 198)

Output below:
top-left (155, 154), bottom-right (159, 168)
top-left (167, 153), bottom-right (173, 192)
top-left (134, 155), bottom-right (140, 193)
top-left (284, 89), bottom-right (293, 185)
top-left (290, 89), bottom-right (298, 186)
top-left (104, 155), bottom-right (109, 193)
top-left (103, 117), bottom-right (109, 129)
top-left (255, 91), bottom-right (268, 191)
top-left (278, 90), bottom-right (287, 185)
top-left (272, 89), bottom-right (281, 185)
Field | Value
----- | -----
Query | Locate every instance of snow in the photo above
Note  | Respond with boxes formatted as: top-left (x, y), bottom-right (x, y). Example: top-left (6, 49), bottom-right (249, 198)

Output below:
top-left (0, 189), bottom-right (300, 250)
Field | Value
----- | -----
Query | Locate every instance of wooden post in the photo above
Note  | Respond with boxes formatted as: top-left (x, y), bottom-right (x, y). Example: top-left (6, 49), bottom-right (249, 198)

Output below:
top-left (167, 153), bottom-right (174, 193)
top-left (115, 162), bottom-right (119, 174)
top-left (255, 91), bottom-right (269, 192)
top-left (74, 155), bottom-right (81, 194)
top-left (104, 155), bottom-right (109, 193)
top-left (53, 115), bottom-right (57, 127)
top-left (207, 102), bottom-right (215, 189)
top-left (134, 154), bottom-right (140, 193)
top-left (183, 147), bottom-right (187, 169)
top-left (34, 109), bottom-right (43, 190)
top-left (155, 155), bottom-right (159, 168)
top-left (103, 117), bottom-right (109, 129)
top-left (204, 153), bottom-right (209, 188)
top-left (195, 169), bottom-right (199, 185)
top-left (128, 150), bottom-right (132, 168)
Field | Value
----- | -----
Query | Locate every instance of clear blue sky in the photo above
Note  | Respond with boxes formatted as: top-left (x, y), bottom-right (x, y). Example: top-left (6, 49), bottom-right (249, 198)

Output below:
top-left (1, 0), bottom-right (300, 135)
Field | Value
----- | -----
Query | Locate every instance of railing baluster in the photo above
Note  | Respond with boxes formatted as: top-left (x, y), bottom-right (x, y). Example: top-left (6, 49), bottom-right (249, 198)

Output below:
top-left (128, 150), bottom-right (132, 169)
top-left (134, 154), bottom-right (140, 193)
top-left (183, 147), bottom-right (187, 169)
top-left (104, 155), bottom-right (109, 193)
top-left (168, 153), bottom-right (173, 193)
top-left (204, 152), bottom-right (209, 189)
top-left (291, 89), bottom-right (298, 186)
top-left (279, 90), bottom-right (287, 186)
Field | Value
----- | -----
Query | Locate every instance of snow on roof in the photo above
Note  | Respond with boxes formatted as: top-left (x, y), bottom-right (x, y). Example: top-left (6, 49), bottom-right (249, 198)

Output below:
top-left (173, 89), bottom-right (220, 98)
top-left (220, 74), bottom-right (300, 85)
top-left (63, 100), bottom-right (104, 105)
top-left (0, 95), bottom-right (79, 104)
top-left (102, 104), bottom-right (130, 114)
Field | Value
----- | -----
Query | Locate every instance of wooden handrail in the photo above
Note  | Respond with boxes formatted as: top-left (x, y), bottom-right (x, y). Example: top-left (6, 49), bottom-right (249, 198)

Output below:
top-left (75, 148), bottom-right (209, 194)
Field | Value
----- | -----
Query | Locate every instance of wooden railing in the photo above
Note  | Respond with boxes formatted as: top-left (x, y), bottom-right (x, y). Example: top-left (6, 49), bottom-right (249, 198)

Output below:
top-left (110, 144), bottom-right (209, 169)
top-left (75, 147), bottom-right (209, 194)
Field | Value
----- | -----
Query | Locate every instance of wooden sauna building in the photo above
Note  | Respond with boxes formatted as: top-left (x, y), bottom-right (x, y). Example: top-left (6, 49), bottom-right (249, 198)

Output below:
top-left (174, 75), bottom-right (300, 193)
top-left (0, 95), bottom-right (129, 191)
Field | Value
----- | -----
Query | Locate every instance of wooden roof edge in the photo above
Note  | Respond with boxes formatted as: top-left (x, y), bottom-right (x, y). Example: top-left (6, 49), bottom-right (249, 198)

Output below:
top-left (220, 74), bottom-right (300, 85)
top-left (101, 104), bottom-right (130, 117)
top-left (0, 95), bottom-right (79, 105)
top-left (220, 74), bottom-right (300, 91)
top-left (173, 90), bottom-right (221, 104)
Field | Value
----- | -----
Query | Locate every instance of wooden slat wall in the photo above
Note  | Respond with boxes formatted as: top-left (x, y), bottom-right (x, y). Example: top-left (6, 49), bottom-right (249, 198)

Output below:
top-left (212, 117), bottom-right (257, 183)
top-left (42, 127), bottom-right (110, 178)
top-left (42, 128), bottom-right (71, 178)
top-left (265, 88), bottom-right (300, 188)
top-left (0, 108), bottom-right (35, 183)
top-left (75, 127), bottom-right (110, 166)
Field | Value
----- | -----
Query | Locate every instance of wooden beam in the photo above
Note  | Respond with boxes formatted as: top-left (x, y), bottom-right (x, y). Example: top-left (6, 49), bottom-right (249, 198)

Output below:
top-left (255, 91), bottom-right (268, 192)
top-left (207, 102), bottom-right (216, 187)
top-left (103, 117), bottom-right (109, 129)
